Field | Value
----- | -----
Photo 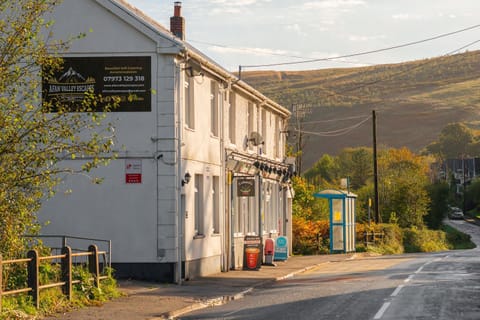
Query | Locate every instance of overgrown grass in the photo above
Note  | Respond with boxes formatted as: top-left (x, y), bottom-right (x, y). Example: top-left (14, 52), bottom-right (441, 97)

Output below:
top-left (442, 224), bottom-right (476, 250)
top-left (403, 227), bottom-right (449, 253)
top-left (0, 266), bottom-right (121, 319)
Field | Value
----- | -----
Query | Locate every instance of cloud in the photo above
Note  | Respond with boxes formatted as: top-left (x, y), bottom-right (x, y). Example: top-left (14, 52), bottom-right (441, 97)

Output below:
top-left (348, 34), bottom-right (386, 42)
top-left (391, 13), bottom-right (426, 20)
top-left (208, 0), bottom-right (260, 6)
top-left (285, 24), bottom-right (307, 37)
top-left (303, 0), bottom-right (365, 9)
top-left (208, 45), bottom-right (299, 58)
top-left (206, 0), bottom-right (269, 15)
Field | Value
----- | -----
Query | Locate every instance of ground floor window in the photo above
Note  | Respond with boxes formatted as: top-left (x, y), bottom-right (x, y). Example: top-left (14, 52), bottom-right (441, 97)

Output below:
top-left (194, 174), bottom-right (204, 236)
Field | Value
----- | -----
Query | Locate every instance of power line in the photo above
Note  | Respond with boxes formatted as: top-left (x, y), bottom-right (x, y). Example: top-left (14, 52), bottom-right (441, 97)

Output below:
top-left (295, 116), bottom-right (371, 137)
top-left (445, 39), bottom-right (480, 55)
top-left (189, 39), bottom-right (375, 66)
top-left (240, 23), bottom-right (480, 69)
top-left (301, 114), bottom-right (372, 125)
top-left (305, 38), bottom-right (480, 106)
top-left (286, 40), bottom-right (480, 137)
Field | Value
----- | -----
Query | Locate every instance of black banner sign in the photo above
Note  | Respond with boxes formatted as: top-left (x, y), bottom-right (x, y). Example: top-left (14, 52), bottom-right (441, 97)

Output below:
top-left (42, 56), bottom-right (151, 112)
top-left (237, 178), bottom-right (255, 197)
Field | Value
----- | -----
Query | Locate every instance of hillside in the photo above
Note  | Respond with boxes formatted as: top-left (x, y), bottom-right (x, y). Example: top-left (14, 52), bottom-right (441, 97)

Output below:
top-left (241, 51), bottom-right (480, 171)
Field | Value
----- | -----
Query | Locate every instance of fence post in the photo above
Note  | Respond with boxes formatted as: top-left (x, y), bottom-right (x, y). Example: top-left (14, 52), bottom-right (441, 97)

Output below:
top-left (27, 250), bottom-right (39, 309)
top-left (61, 246), bottom-right (72, 300)
top-left (88, 245), bottom-right (99, 288)
top-left (0, 253), bottom-right (3, 314)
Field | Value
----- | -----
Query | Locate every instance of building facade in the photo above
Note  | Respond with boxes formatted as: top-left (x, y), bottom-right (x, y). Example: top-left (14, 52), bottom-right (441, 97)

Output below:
top-left (39, 0), bottom-right (292, 282)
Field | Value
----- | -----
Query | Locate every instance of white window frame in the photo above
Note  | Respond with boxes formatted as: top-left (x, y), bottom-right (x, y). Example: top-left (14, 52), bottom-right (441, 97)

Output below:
top-left (194, 174), bottom-right (204, 236)
top-left (184, 76), bottom-right (195, 129)
top-left (210, 81), bottom-right (219, 137)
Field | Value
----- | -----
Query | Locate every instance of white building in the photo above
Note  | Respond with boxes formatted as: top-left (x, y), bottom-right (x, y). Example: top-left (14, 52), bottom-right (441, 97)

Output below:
top-left (39, 0), bottom-right (292, 282)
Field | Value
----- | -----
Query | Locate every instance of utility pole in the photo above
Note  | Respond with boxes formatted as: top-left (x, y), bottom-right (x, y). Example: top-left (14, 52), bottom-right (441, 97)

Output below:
top-left (463, 157), bottom-right (467, 215)
top-left (372, 110), bottom-right (380, 223)
top-left (295, 105), bottom-right (303, 174)
top-left (292, 104), bottom-right (311, 174)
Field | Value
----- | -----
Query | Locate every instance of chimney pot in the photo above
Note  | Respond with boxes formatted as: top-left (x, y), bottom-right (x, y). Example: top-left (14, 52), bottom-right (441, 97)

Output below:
top-left (170, 2), bottom-right (185, 40)
top-left (174, 1), bottom-right (182, 16)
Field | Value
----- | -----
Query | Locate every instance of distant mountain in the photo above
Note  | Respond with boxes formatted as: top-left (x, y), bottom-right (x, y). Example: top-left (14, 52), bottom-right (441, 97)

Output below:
top-left (241, 51), bottom-right (480, 171)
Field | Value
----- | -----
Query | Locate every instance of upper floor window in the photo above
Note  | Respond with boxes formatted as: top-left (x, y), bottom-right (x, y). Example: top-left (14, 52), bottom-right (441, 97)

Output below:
top-left (261, 109), bottom-right (267, 154)
top-left (247, 102), bottom-right (254, 150)
top-left (210, 81), bottom-right (219, 137)
top-left (229, 92), bottom-right (236, 144)
top-left (184, 76), bottom-right (195, 129)
top-left (274, 116), bottom-right (280, 158)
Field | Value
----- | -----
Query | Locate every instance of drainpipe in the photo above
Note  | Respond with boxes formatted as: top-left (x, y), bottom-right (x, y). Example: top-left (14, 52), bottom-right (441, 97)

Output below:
top-left (175, 60), bottom-right (183, 285)
top-left (219, 83), bottom-right (226, 272)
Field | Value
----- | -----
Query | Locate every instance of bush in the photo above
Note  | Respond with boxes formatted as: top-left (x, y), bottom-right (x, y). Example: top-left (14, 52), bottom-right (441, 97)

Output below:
top-left (292, 218), bottom-right (330, 254)
top-left (365, 223), bottom-right (404, 255)
top-left (403, 227), bottom-right (449, 253)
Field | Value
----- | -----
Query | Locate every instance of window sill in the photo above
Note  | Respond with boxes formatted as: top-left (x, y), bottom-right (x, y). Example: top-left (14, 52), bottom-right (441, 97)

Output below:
top-left (193, 234), bottom-right (205, 240)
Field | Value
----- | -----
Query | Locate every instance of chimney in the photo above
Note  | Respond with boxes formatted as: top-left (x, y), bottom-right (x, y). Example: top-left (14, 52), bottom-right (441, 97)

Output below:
top-left (170, 2), bottom-right (185, 40)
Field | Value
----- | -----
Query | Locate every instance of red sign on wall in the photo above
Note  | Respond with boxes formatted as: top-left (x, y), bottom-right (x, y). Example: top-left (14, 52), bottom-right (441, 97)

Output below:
top-left (126, 173), bottom-right (142, 184)
top-left (125, 159), bottom-right (142, 184)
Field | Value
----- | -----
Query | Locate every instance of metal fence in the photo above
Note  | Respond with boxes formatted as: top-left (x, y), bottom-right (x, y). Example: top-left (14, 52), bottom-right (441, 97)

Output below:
top-left (363, 231), bottom-right (385, 247)
top-left (0, 244), bottom-right (108, 312)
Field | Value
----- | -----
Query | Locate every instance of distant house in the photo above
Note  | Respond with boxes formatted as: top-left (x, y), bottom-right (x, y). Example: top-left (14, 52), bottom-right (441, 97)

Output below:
top-left (433, 158), bottom-right (480, 193)
top-left (39, 0), bottom-right (293, 282)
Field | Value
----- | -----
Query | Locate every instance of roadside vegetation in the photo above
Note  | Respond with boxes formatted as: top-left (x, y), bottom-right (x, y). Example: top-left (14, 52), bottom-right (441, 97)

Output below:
top-left (292, 122), bottom-right (479, 255)
top-left (1, 0), bottom-right (120, 318)
top-left (1, 264), bottom-right (121, 319)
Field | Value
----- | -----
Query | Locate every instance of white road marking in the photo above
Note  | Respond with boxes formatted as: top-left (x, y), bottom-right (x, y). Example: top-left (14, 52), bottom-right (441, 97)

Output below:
top-left (404, 274), bottom-right (415, 283)
top-left (414, 266), bottom-right (423, 273)
top-left (390, 284), bottom-right (404, 297)
top-left (374, 258), bottom-right (441, 319)
top-left (373, 302), bottom-right (391, 319)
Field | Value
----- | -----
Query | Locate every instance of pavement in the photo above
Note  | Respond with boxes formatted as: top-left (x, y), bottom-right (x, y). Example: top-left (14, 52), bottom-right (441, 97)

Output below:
top-left (44, 253), bottom-right (362, 320)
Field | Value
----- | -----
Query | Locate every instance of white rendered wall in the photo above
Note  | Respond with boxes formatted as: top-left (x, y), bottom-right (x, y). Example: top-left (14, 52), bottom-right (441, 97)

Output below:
top-left (39, 0), bottom-right (178, 263)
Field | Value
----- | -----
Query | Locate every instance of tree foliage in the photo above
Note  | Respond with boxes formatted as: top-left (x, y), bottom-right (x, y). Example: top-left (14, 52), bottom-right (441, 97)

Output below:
top-left (424, 182), bottom-right (449, 229)
top-left (0, 0), bottom-right (117, 258)
top-left (377, 148), bottom-right (431, 227)
top-left (426, 122), bottom-right (478, 159)
top-left (304, 147), bottom-right (431, 228)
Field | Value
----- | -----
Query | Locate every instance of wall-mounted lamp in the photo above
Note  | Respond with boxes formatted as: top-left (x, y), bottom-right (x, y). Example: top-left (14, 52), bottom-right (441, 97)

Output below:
top-left (181, 172), bottom-right (191, 186)
top-left (183, 66), bottom-right (204, 78)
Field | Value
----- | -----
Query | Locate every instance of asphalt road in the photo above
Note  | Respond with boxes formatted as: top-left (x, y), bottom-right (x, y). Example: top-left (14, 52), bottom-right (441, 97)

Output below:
top-left (179, 220), bottom-right (480, 320)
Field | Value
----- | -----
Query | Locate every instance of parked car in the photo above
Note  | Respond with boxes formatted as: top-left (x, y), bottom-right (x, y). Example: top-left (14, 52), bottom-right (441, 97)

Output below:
top-left (448, 207), bottom-right (464, 220)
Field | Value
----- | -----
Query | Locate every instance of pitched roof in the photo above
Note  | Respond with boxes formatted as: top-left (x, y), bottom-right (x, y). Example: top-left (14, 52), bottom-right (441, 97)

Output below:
top-left (108, 0), bottom-right (290, 117)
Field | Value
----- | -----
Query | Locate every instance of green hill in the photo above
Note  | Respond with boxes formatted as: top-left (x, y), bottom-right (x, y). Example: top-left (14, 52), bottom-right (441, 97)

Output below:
top-left (240, 51), bottom-right (480, 171)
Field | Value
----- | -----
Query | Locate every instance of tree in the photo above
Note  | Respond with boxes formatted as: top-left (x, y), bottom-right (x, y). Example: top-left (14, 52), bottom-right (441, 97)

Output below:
top-left (425, 182), bottom-right (449, 229)
top-left (426, 123), bottom-right (476, 159)
top-left (337, 147), bottom-right (373, 189)
top-left (378, 148), bottom-right (431, 228)
top-left (304, 154), bottom-right (338, 186)
top-left (0, 0), bottom-right (117, 258)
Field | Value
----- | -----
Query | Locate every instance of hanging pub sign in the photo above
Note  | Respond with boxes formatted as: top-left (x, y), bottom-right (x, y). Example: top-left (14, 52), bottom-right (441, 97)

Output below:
top-left (237, 178), bottom-right (255, 197)
top-left (42, 56), bottom-right (151, 112)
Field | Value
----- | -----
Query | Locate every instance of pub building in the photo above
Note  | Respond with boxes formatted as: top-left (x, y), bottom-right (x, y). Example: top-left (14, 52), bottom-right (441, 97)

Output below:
top-left (39, 0), bottom-right (293, 282)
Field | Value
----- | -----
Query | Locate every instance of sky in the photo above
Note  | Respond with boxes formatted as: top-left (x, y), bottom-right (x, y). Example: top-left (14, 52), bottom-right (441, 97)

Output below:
top-left (127, 0), bottom-right (480, 72)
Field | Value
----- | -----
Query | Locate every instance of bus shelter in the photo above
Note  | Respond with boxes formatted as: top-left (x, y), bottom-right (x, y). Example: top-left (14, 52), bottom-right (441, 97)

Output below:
top-left (314, 189), bottom-right (357, 253)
